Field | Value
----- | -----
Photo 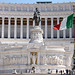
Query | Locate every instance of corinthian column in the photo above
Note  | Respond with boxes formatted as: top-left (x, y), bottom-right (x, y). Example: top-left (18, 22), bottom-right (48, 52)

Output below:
top-left (63, 17), bottom-right (65, 38)
top-left (69, 28), bottom-right (72, 38)
top-left (20, 17), bottom-right (23, 39)
top-left (45, 18), bottom-right (47, 39)
top-left (39, 18), bottom-right (41, 28)
top-left (27, 18), bottom-right (29, 39)
top-left (51, 17), bottom-right (53, 38)
top-left (8, 17), bottom-right (11, 38)
top-left (2, 17), bottom-right (4, 38)
top-left (14, 17), bottom-right (17, 39)
top-left (33, 20), bottom-right (35, 27)
top-left (57, 17), bottom-right (59, 38)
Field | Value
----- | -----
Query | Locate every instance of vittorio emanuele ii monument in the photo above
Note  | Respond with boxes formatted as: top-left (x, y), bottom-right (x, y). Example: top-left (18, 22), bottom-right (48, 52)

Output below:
top-left (0, 1), bottom-right (74, 74)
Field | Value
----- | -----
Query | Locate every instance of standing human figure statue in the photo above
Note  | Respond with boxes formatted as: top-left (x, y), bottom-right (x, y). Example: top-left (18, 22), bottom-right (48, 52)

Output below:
top-left (32, 53), bottom-right (36, 65)
top-left (33, 8), bottom-right (40, 26)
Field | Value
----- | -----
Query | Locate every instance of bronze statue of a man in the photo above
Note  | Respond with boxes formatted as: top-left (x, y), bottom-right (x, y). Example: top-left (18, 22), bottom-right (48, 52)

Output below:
top-left (33, 8), bottom-right (40, 26)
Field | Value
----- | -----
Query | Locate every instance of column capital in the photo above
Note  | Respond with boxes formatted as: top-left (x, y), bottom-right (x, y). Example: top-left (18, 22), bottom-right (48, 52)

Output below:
top-left (8, 17), bottom-right (11, 19)
top-left (14, 17), bottom-right (17, 19)
top-left (45, 17), bottom-right (47, 20)
top-left (21, 17), bottom-right (23, 20)
top-left (2, 16), bottom-right (4, 19)
top-left (63, 17), bottom-right (65, 18)
top-left (51, 17), bottom-right (53, 19)
top-left (27, 17), bottom-right (29, 19)
top-left (57, 17), bottom-right (59, 19)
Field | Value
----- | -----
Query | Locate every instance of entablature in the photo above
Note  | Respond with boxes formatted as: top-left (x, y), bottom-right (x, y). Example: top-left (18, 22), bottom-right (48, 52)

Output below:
top-left (0, 11), bottom-right (73, 17)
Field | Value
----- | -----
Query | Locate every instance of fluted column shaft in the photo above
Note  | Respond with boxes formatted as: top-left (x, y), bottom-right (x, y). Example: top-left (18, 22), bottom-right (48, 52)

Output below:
top-left (57, 17), bottom-right (59, 38)
top-left (27, 18), bottom-right (29, 39)
top-left (63, 17), bottom-right (66, 38)
top-left (33, 20), bottom-right (35, 27)
top-left (51, 17), bottom-right (53, 38)
top-left (45, 18), bottom-right (47, 39)
top-left (14, 17), bottom-right (17, 38)
top-left (8, 17), bottom-right (11, 38)
top-left (20, 17), bottom-right (23, 39)
top-left (69, 28), bottom-right (72, 38)
top-left (39, 18), bottom-right (41, 28)
top-left (2, 17), bottom-right (4, 38)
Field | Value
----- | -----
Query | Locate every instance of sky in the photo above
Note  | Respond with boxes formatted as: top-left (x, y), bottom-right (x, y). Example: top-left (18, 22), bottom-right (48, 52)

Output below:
top-left (0, 0), bottom-right (75, 4)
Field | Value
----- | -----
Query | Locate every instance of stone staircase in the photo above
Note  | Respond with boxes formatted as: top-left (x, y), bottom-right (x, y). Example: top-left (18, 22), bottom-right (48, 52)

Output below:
top-left (0, 74), bottom-right (68, 75)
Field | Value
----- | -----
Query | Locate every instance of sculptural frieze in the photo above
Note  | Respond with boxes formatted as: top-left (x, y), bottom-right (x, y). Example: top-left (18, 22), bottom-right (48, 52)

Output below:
top-left (40, 55), bottom-right (64, 65)
top-left (3, 55), bottom-right (28, 65)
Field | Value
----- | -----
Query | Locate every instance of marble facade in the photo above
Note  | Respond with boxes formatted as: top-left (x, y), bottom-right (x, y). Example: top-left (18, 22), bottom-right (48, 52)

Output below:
top-left (0, 26), bottom-right (74, 74)
top-left (0, 2), bottom-right (74, 74)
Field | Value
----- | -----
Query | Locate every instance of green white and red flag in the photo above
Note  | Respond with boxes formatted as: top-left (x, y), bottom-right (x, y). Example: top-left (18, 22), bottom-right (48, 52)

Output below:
top-left (53, 14), bottom-right (74, 30)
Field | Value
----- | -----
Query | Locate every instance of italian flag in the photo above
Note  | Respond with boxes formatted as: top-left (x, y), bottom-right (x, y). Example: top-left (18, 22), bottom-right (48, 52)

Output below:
top-left (53, 14), bottom-right (74, 30)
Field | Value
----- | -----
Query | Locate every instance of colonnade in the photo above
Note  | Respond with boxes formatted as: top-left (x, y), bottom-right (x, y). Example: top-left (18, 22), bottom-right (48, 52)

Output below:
top-left (0, 16), bottom-right (73, 39)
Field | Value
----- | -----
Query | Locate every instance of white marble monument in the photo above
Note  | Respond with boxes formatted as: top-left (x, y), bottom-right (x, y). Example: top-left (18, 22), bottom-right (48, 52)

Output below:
top-left (0, 2), bottom-right (74, 74)
top-left (0, 25), bottom-right (74, 74)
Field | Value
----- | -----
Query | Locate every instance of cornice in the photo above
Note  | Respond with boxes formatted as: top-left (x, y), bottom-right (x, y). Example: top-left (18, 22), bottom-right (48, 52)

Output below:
top-left (0, 49), bottom-right (27, 54)
top-left (0, 2), bottom-right (75, 7)
top-left (0, 11), bottom-right (73, 17)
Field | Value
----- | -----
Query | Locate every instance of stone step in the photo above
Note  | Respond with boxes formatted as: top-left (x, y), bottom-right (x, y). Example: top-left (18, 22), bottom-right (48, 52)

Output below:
top-left (0, 74), bottom-right (70, 75)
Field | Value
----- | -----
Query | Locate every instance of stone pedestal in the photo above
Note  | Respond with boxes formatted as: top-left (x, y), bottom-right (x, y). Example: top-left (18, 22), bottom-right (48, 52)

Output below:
top-left (29, 26), bottom-right (43, 43)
